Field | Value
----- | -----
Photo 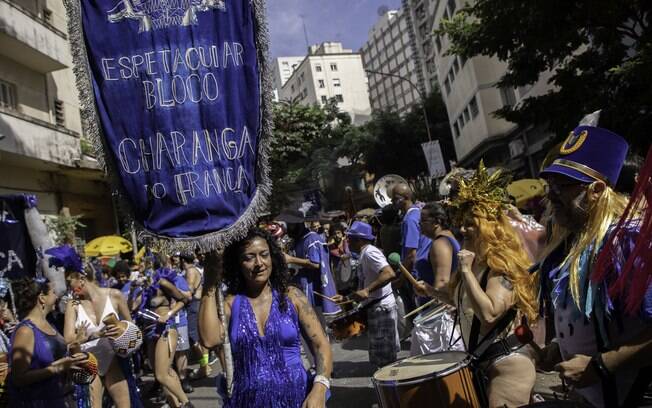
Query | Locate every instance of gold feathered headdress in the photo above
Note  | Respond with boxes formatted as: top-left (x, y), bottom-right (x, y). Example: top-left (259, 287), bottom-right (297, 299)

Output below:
top-left (447, 160), bottom-right (512, 225)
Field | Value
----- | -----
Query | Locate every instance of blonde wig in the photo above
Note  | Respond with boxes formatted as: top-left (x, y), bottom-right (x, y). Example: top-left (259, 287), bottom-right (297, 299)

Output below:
top-left (561, 183), bottom-right (629, 308)
top-left (467, 209), bottom-right (539, 323)
top-left (448, 161), bottom-right (539, 322)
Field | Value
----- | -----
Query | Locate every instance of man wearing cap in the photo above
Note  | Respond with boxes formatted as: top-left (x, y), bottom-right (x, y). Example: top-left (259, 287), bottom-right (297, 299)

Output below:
top-left (537, 125), bottom-right (652, 407)
top-left (333, 221), bottom-right (399, 367)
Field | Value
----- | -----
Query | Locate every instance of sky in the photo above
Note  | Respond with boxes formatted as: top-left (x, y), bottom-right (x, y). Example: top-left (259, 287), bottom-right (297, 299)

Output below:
top-left (265, 0), bottom-right (402, 58)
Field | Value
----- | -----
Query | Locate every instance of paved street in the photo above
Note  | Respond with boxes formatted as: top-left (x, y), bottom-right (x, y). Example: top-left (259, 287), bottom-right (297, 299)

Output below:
top-left (148, 333), bottom-right (562, 408)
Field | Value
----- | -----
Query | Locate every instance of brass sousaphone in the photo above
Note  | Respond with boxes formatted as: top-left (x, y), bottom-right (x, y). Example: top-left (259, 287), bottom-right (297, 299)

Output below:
top-left (373, 174), bottom-right (409, 208)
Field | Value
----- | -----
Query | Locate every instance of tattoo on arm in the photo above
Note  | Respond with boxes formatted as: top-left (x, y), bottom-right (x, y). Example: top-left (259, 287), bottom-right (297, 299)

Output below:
top-left (499, 276), bottom-right (513, 290)
top-left (291, 288), bottom-right (328, 375)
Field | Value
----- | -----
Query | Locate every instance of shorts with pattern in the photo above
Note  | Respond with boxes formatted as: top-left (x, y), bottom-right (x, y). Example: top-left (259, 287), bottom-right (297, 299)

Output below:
top-left (367, 304), bottom-right (400, 368)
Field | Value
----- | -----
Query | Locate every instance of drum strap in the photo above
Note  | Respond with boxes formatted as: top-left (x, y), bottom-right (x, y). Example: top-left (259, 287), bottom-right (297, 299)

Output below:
top-left (467, 268), bottom-right (517, 361)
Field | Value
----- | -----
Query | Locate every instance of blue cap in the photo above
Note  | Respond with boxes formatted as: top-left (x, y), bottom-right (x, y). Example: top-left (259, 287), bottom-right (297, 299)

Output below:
top-left (540, 126), bottom-right (629, 186)
top-left (346, 221), bottom-right (375, 241)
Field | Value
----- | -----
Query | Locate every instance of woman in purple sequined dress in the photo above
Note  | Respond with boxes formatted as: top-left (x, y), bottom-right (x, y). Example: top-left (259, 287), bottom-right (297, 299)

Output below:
top-left (200, 228), bottom-right (332, 408)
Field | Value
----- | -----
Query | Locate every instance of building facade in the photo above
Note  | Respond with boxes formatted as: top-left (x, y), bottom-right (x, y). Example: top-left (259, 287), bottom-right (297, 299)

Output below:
top-left (431, 0), bottom-right (555, 176)
top-left (402, 0), bottom-right (440, 97)
top-left (271, 56), bottom-right (304, 102)
top-left (0, 0), bottom-right (116, 240)
top-left (279, 42), bottom-right (372, 125)
top-left (360, 9), bottom-right (421, 115)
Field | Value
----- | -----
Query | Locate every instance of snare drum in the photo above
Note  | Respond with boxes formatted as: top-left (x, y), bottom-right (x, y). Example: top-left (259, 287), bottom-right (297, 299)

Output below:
top-left (373, 351), bottom-right (480, 408)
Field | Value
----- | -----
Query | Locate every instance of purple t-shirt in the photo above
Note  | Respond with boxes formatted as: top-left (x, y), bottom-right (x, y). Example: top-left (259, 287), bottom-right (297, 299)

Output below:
top-left (401, 205), bottom-right (432, 274)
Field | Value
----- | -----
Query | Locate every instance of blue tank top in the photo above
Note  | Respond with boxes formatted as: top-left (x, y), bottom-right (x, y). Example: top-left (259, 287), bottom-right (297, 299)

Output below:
top-left (414, 234), bottom-right (461, 285)
top-left (9, 320), bottom-right (69, 407)
top-left (226, 290), bottom-right (308, 407)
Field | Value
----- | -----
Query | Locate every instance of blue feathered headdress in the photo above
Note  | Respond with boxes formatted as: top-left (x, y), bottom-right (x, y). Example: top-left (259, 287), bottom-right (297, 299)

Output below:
top-left (45, 245), bottom-right (83, 273)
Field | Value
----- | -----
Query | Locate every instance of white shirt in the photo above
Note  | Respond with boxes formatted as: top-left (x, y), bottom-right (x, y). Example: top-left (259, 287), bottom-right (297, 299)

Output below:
top-left (358, 244), bottom-right (396, 308)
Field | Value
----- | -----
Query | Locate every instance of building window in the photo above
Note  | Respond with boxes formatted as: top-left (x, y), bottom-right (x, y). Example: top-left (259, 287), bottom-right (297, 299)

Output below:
top-left (452, 58), bottom-right (460, 74)
top-left (330, 63), bottom-right (338, 71)
top-left (54, 99), bottom-right (65, 126)
top-left (332, 78), bottom-right (341, 87)
top-left (447, 0), bottom-right (456, 16)
top-left (282, 61), bottom-right (289, 66)
top-left (0, 80), bottom-right (17, 110)
top-left (453, 121), bottom-right (460, 138)
top-left (500, 87), bottom-right (517, 107)
top-left (291, 84), bottom-right (295, 93)
top-left (318, 79), bottom-right (325, 88)
top-left (443, 78), bottom-right (451, 95)
top-left (321, 95), bottom-right (328, 104)
top-left (463, 106), bottom-right (470, 123)
top-left (469, 95), bottom-right (479, 118)
top-left (315, 64), bottom-right (322, 72)
top-left (43, 8), bottom-right (53, 24)
top-left (335, 94), bottom-right (343, 103)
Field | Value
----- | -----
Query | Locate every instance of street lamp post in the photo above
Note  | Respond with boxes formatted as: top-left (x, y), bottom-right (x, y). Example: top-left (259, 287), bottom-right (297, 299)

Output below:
top-left (365, 69), bottom-right (432, 141)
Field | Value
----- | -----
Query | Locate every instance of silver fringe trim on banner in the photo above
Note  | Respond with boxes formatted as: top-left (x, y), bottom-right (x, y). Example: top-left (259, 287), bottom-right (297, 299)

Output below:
top-left (63, 0), bottom-right (273, 253)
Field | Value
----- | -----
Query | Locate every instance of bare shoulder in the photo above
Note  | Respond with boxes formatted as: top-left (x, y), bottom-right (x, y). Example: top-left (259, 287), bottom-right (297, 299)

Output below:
top-left (432, 237), bottom-right (453, 252)
top-left (109, 288), bottom-right (124, 299)
top-left (224, 294), bottom-right (236, 307)
top-left (14, 324), bottom-right (34, 342)
top-left (286, 286), bottom-right (307, 304)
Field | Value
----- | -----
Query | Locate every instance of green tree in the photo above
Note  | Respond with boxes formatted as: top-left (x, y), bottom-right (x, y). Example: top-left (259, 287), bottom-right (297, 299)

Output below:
top-left (335, 90), bottom-right (454, 178)
top-left (269, 98), bottom-right (354, 211)
top-left (438, 0), bottom-right (651, 154)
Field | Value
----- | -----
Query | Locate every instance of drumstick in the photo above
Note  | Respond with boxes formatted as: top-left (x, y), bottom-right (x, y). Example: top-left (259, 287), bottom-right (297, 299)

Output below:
top-left (312, 291), bottom-right (342, 304)
top-left (403, 298), bottom-right (441, 319)
top-left (387, 253), bottom-right (421, 288)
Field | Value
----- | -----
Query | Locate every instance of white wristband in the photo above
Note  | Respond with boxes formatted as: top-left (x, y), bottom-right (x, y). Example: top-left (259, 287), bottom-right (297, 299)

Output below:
top-left (313, 374), bottom-right (330, 390)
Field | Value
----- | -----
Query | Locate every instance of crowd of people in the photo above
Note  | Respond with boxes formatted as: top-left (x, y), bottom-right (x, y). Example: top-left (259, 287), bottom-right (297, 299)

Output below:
top-left (0, 124), bottom-right (649, 408)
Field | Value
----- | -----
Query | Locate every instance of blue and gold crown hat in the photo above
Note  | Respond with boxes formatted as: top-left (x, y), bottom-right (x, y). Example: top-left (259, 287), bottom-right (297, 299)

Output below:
top-left (540, 126), bottom-right (629, 185)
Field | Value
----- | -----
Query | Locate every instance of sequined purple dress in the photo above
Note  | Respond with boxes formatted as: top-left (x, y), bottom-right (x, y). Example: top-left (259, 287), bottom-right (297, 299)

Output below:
top-left (226, 291), bottom-right (308, 408)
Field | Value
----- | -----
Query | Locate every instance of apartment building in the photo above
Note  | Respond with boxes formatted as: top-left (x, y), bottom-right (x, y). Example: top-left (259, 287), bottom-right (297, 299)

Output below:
top-left (0, 0), bottom-right (116, 239)
top-left (360, 9), bottom-right (421, 115)
top-left (279, 42), bottom-right (372, 125)
top-left (402, 0), bottom-right (440, 97)
top-left (432, 0), bottom-right (555, 175)
top-left (272, 56), bottom-right (304, 102)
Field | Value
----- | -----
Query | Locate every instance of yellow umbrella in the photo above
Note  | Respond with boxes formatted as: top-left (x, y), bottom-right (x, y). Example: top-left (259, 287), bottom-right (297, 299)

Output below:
top-left (507, 179), bottom-right (547, 208)
top-left (84, 235), bottom-right (133, 257)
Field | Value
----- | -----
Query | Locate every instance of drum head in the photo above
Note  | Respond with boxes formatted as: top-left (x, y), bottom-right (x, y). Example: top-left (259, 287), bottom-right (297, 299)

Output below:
top-left (373, 351), bottom-right (469, 383)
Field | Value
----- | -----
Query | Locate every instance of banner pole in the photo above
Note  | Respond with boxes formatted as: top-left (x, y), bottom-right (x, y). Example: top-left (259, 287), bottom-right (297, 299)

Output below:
top-left (216, 280), bottom-right (234, 396)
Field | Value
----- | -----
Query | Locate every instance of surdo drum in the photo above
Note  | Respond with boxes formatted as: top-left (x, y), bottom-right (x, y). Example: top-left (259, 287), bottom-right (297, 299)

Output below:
top-left (372, 351), bottom-right (480, 408)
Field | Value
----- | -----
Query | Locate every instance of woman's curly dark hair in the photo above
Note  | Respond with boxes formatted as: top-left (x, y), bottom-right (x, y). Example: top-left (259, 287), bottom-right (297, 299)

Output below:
top-left (223, 228), bottom-right (291, 311)
top-left (13, 277), bottom-right (50, 319)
